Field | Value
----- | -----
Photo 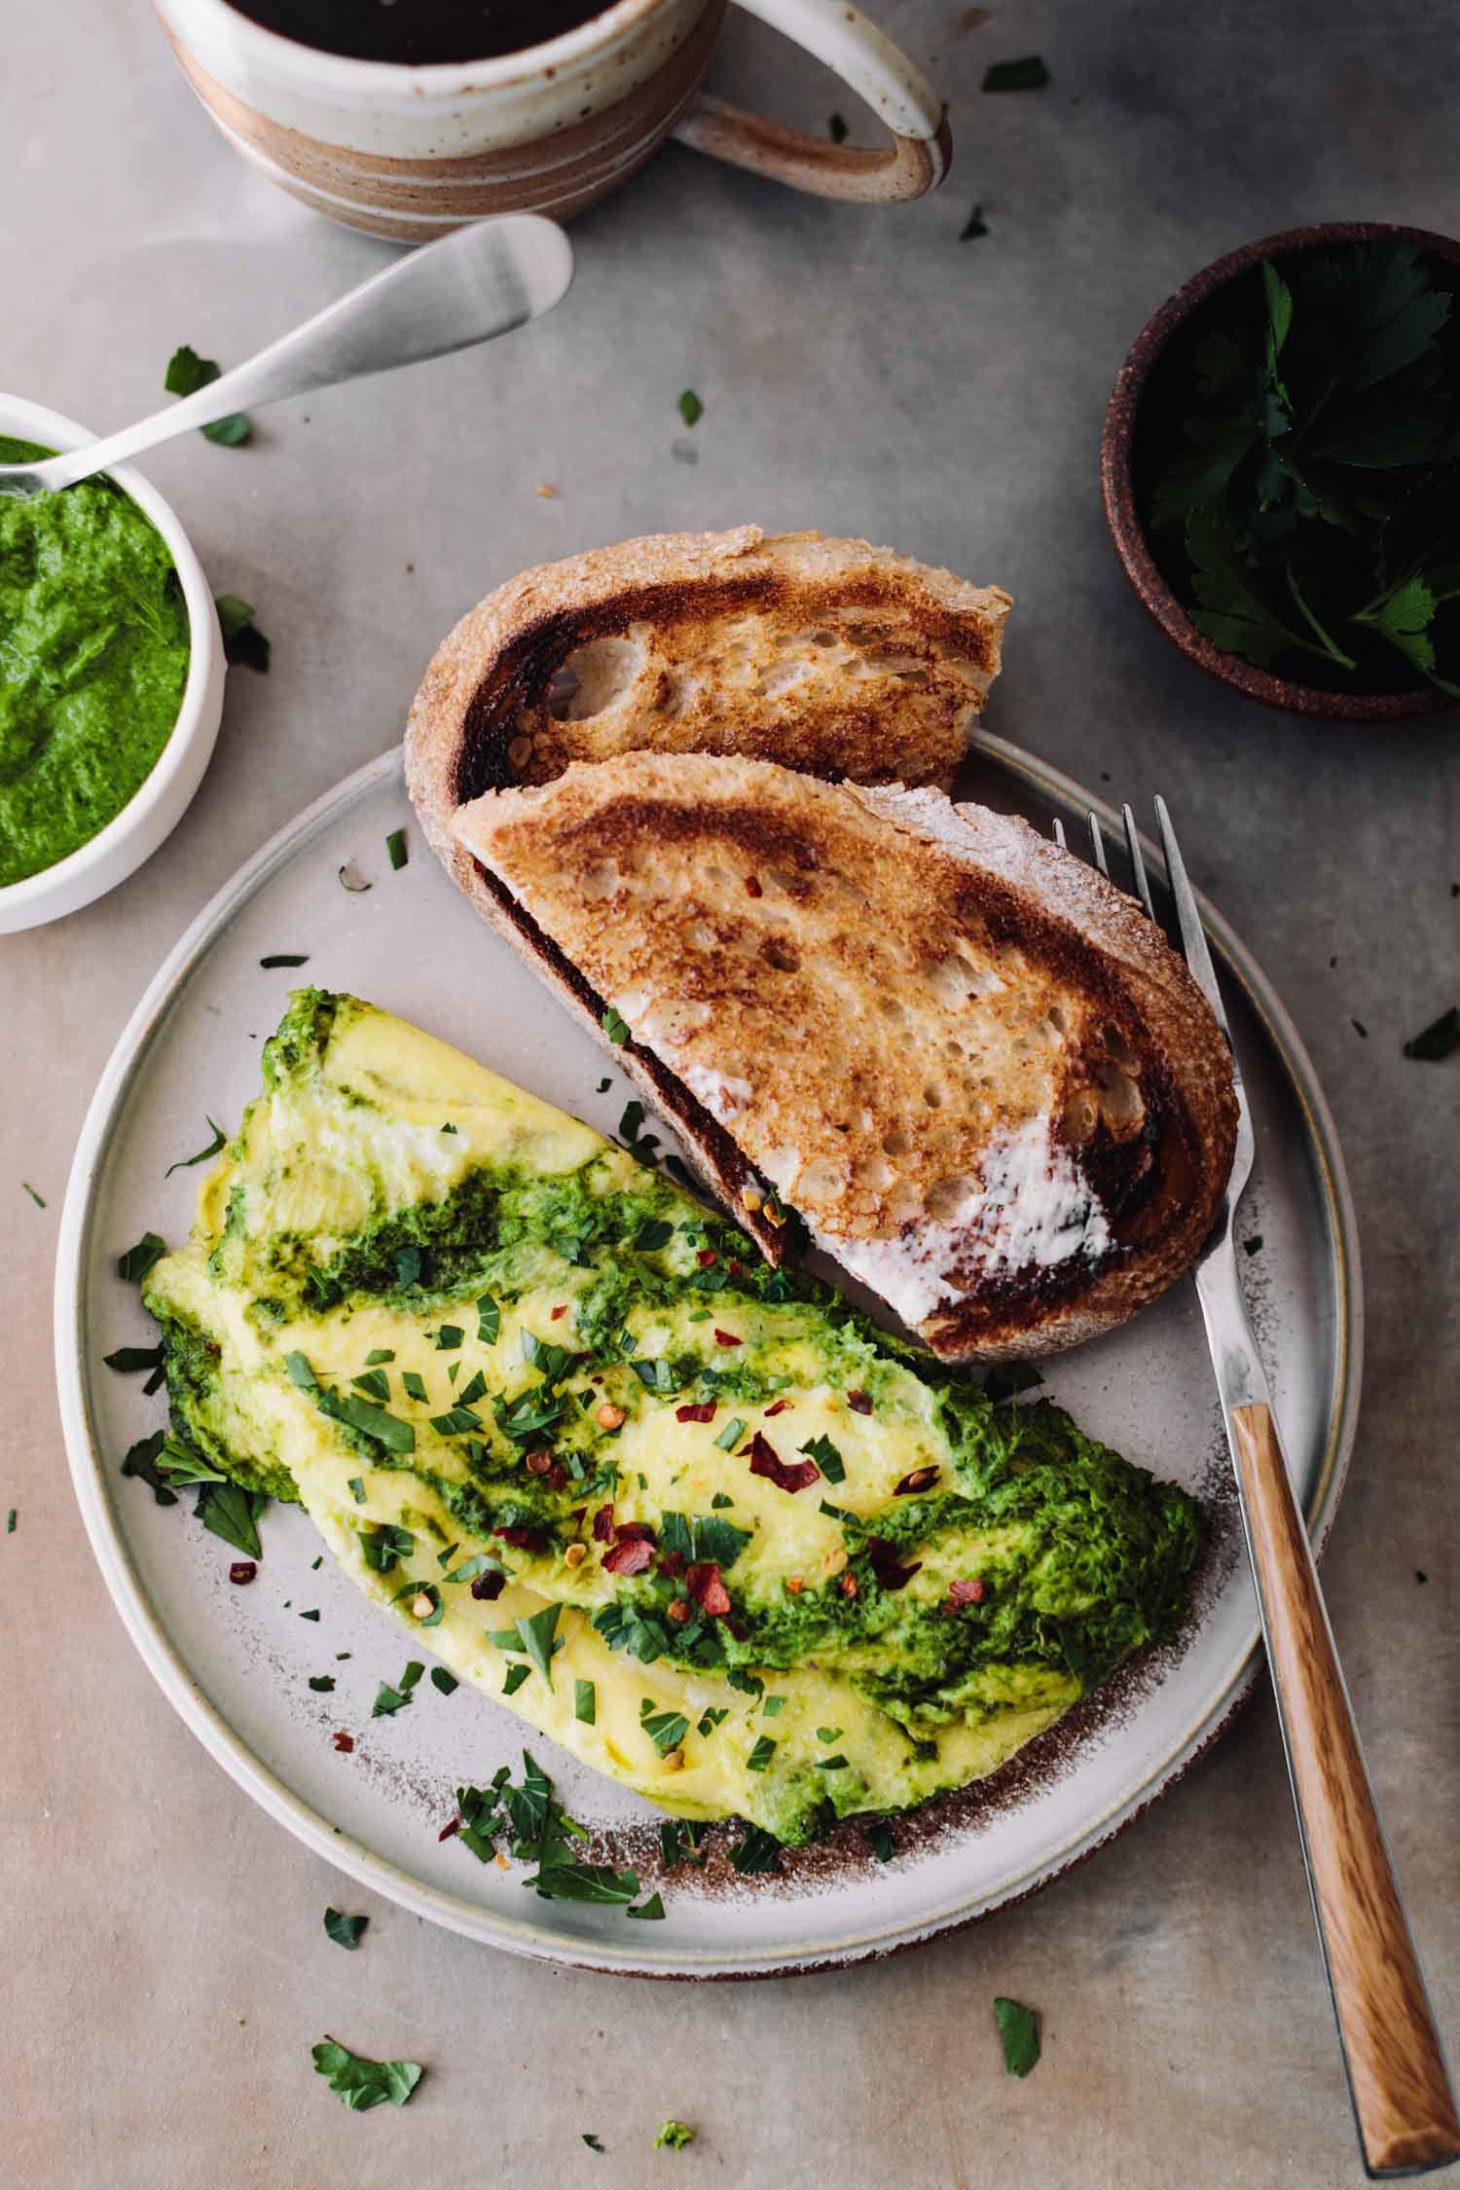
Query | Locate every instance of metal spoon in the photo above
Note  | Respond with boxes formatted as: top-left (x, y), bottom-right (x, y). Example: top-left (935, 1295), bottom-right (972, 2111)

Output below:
top-left (0, 215), bottom-right (574, 498)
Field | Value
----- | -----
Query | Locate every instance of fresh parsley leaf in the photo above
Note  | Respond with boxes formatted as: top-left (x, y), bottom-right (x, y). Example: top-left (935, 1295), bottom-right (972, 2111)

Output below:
top-left (746, 1735), bottom-right (777, 1773)
top-left (214, 594), bottom-right (270, 671)
top-left (104, 1343), bottom-right (164, 1375)
top-left (677, 389), bottom-right (703, 428)
top-left (726, 1669), bottom-right (764, 1699)
top-left (960, 203), bottom-right (989, 241)
top-left (531, 1861), bottom-right (643, 1905)
top-left (502, 1662), bottom-right (531, 1695)
top-left (197, 1480), bottom-right (266, 1560)
top-left (430, 1667), bottom-right (459, 1695)
top-left (319, 1387), bottom-right (416, 1454)
top-left (640, 1703), bottom-right (689, 1757)
top-left (372, 1677), bottom-right (413, 1718)
top-left (730, 1823), bottom-right (781, 1873)
top-left (799, 1433), bottom-right (845, 1483)
top-left (164, 345), bottom-right (252, 446)
top-left (476, 1294), bottom-right (501, 1345)
top-left (866, 1821), bottom-right (896, 1862)
top-left (574, 1678), bottom-right (597, 1725)
top-left (359, 1522), bottom-right (414, 1574)
top-left (994, 1995), bottom-right (1041, 2077)
top-left (654, 2121), bottom-right (695, 2151)
top-left (323, 1908), bottom-right (368, 1950)
top-left (385, 827), bottom-right (408, 871)
top-left (602, 1006), bottom-right (630, 1045)
top-left (121, 1431), bottom-right (178, 1506)
top-left (164, 1118), bottom-right (227, 1176)
top-left (627, 1892), bottom-right (666, 1920)
top-left (983, 1359), bottom-right (1045, 1401)
top-left (308, 1675), bottom-right (335, 1693)
top-left (117, 1232), bottom-right (166, 1284)
top-left (516, 1603), bottom-right (563, 1689)
top-left (982, 55), bottom-right (1049, 90)
top-left (259, 952), bottom-right (309, 968)
top-left (311, 2037), bottom-right (422, 2111)
top-left (1404, 1005), bottom-right (1460, 1059)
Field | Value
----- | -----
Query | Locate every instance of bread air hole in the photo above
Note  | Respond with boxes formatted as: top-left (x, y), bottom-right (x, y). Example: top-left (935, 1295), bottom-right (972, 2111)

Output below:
top-left (550, 634), bottom-right (645, 720)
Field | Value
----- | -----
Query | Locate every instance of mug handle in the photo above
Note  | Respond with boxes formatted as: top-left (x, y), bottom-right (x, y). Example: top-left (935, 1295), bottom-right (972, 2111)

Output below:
top-left (673, 0), bottom-right (951, 203)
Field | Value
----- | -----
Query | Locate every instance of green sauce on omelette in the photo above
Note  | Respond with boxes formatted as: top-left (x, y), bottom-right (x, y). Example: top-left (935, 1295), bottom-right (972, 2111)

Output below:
top-left (143, 991), bottom-right (1200, 1845)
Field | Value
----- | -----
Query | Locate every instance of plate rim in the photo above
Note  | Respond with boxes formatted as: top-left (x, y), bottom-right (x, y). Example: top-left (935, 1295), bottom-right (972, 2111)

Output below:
top-left (53, 736), bottom-right (1364, 1977)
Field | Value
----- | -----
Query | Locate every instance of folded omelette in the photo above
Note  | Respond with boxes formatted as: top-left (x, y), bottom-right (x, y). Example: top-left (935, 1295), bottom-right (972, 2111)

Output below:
top-left (143, 991), bottom-right (1200, 1845)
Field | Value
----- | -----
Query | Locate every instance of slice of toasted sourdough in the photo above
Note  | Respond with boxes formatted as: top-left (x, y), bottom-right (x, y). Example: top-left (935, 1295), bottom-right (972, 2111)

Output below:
top-left (405, 527), bottom-right (1011, 828)
top-left (447, 752), bottom-right (1238, 1362)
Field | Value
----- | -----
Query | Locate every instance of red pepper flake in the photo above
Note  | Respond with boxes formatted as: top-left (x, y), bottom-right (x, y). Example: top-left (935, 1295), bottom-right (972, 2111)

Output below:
top-left (714, 1328), bottom-right (743, 1348)
top-left (696, 1248), bottom-right (718, 1268)
top-left (523, 1449), bottom-right (555, 1477)
top-left (866, 1537), bottom-right (921, 1592)
top-left (847, 1389), bottom-right (873, 1415)
top-left (438, 1816), bottom-right (461, 1842)
top-left (686, 1560), bottom-right (732, 1617)
top-left (945, 1577), bottom-right (986, 1611)
top-left (746, 1430), bottom-right (821, 1494)
top-left (893, 1465), bottom-right (940, 1496)
top-left (601, 1537), bottom-right (655, 1576)
top-left (727, 1259), bottom-right (744, 1278)
top-left (763, 1399), bottom-right (791, 1418)
top-left (665, 1597), bottom-right (691, 1626)
top-left (332, 1732), bottom-right (355, 1754)
top-left (550, 1304), bottom-right (566, 1321)
top-left (785, 1576), bottom-right (805, 1595)
top-left (470, 1568), bottom-right (506, 1601)
top-left (228, 1560), bottom-right (257, 1586)
top-left (592, 1502), bottom-right (616, 1543)
top-left (839, 1573), bottom-right (858, 1599)
top-left (493, 1524), bottom-right (547, 1549)
top-left (745, 874), bottom-right (763, 898)
top-left (676, 1401), bottom-right (717, 1424)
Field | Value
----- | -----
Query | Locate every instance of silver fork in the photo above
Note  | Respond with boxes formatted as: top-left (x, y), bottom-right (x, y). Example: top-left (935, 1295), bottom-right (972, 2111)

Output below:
top-left (1063, 798), bottom-right (1460, 2180)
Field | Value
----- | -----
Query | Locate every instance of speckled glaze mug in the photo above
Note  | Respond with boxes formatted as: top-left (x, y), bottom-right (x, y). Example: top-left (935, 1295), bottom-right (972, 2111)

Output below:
top-left (154, 0), bottom-right (950, 241)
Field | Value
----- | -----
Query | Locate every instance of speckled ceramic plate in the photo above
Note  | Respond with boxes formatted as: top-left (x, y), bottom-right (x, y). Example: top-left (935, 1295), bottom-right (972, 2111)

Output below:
top-left (54, 738), bottom-right (1361, 1977)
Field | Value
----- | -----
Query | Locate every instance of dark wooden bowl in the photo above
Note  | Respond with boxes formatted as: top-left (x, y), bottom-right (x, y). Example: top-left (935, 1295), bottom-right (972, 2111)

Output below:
top-left (1101, 221), bottom-right (1460, 721)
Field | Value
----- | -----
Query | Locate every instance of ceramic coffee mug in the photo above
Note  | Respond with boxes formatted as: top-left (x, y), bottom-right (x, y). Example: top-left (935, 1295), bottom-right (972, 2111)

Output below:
top-left (154, 0), bottom-right (951, 241)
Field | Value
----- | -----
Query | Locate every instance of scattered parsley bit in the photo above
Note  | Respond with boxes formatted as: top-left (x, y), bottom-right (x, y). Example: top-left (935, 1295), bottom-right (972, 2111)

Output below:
top-left (372, 1675), bottom-right (414, 1718)
top-left (627, 1892), bottom-right (667, 1921)
top-left (799, 1433), bottom-right (845, 1483)
top-left (762, 1694), bottom-right (786, 1718)
top-left (654, 2121), bottom-right (695, 2151)
top-left (828, 111), bottom-right (848, 142)
top-left (866, 1821), bottom-right (896, 1862)
top-left (715, 1415), bottom-right (747, 1451)
top-left (120, 1431), bottom-right (176, 1506)
top-left (994, 1994), bottom-right (1041, 2077)
top-left (502, 1663), bottom-right (532, 1695)
top-left (385, 827), bottom-right (408, 871)
top-left (402, 1370), bottom-right (428, 1402)
top-left (583, 2135), bottom-right (606, 2153)
top-left (575, 1678), bottom-right (597, 1725)
top-left (165, 345), bottom-right (252, 445)
top-left (677, 389), bottom-right (703, 429)
top-left (641, 1703), bottom-right (689, 1757)
top-left (311, 2037), bottom-right (421, 2112)
top-left (697, 1706), bottom-right (728, 1736)
top-left (308, 1675), bottom-right (335, 1693)
top-left (595, 1076), bottom-right (612, 1093)
top-left (1352, 1018), bottom-right (1369, 1039)
top-left (602, 1006), bottom-right (630, 1045)
top-left (299, 1607), bottom-right (321, 1622)
top-left (21, 1181), bottom-right (46, 1208)
top-left (338, 863), bottom-right (372, 894)
top-left (164, 1118), bottom-right (226, 1176)
top-left (1243, 1235), bottom-right (1264, 1256)
top-left (5, 1509), bottom-right (15, 1534)
top-left (434, 1324), bottom-right (464, 1351)
top-left (726, 1668), bottom-right (764, 1699)
top-left (323, 1908), bottom-right (368, 1950)
top-left (960, 203), bottom-right (990, 240)
top-left (214, 592), bottom-right (270, 671)
top-left (1404, 1006), bottom-right (1459, 1060)
top-left (517, 1603), bottom-right (563, 1689)
top-left (259, 953), bottom-right (309, 969)
top-left (430, 1667), bottom-right (459, 1696)
top-left (117, 1231), bottom-right (166, 1283)
top-left (984, 1359), bottom-right (1044, 1401)
top-left (360, 1521), bottom-right (414, 1572)
top-left (746, 1735), bottom-right (777, 1773)
top-left (982, 55), bottom-right (1050, 90)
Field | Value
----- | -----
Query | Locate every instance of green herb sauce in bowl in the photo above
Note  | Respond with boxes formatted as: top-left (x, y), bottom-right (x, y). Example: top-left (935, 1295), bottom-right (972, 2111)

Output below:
top-left (0, 435), bottom-right (191, 887)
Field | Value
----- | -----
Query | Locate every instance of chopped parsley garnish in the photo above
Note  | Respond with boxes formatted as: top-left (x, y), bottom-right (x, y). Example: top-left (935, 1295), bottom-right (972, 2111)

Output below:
top-left (817, 1754), bottom-right (849, 1770)
top-left (697, 1706), bottom-right (728, 1736)
top-left (984, 1359), bottom-right (1044, 1401)
top-left (762, 1694), bottom-right (785, 1717)
top-left (994, 1995), bottom-right (1041, 2077)
top-left (359, 1522), bottom-right (414, 1574)
top-left (365, 1348), bottom-right (395, 1365)
top-left (430, 1667), bottom-right (459, 1695)
top-left (402, 1370), bottom-right (428, 1402)
top-left (450, 1751), bottom-right (659, 1914)
top-left (654, 2121), bottom-right (695, 2151)
top-left (348, 1477), bottom-right (366, 1505)
top-left (164, 1118), bottom-right (226, 1176)
top-left (104, 1343), bottom-right (164, 1376)
top-left (677, 389), bottom-right (704, 428)
top-left (121, 1432), bottom-right (176, 1506)
top-left (215, 593), bottom-right (270, 671)
top-left (5, 1510), bottom-right (13, 1534)
top-left (311, 2037), bottom-right (421, 2112)
top-left (746, 1735), bottom-right (777, 1773)
top-left (318, 1387), bottom-right (415, 1454)
top-left (197, 1481), bottom-right (266, 1560)
top-left (574, 1678), bottom-right (597, 1725)
top-left (815, 1725), bottom-right (842, 1744)
top-left (726, 1669), bottom-right (764, 1699)
top-left (430, 1404), bottom-right (482, 1436)
top-left (394, 1579), bottom-right (445, 1627)
top-left (634, 1217), bottom-right (674, 1252)
top-left (715, 1416), bottom-right (747, 1451)
top-left (659, 1510), bottom-right (752, 1568)
top-left (165, 345), bottom-right (252, 444)
top-left (592, 1600), bottom-right (672, 1663)
top-left (477, 1294), bottom-right (501, 1344)
top-left (601, 1006), bottom-right (630, 1045)
top-left (259, 952), bottom-right (309, 968)
top-left (583, 2134), bottom-right (605, 2153)
top-left (1243, 1235), bottom-right (1264, 1256)
top-left (982, 55), bottom-right (1049, 90)
top-left (502, 1662), bottom-right (531, 1696)
top-left (458, 1369), bottom-right (488, 1407)
top-left (799, 1433), bottom-right (845, 1484)
top-left (434, 1324), bottom-right (464, 1351)
top-left (117, 1232), bottom-right (166, 1283)
top-left (308, 1675), bottom-right (335, 1693)
top-left (1404, 1006), bottom-right (1460, 1060)
top-left (960, 202), bottom-right (990, 240)
top-left (352, 1367), bottom-right (391, 1401)
top-left (323, 1908), bottom-right (367, 1950)
top-left (640, 1703), bottom-right (689, 1757)
top-left (385, 827), bottom-right (408, 871)
top-left (21, 1181), bottom-right (45, 1208)
top-left (299, 1607), bottom-right (320, 1622)
top-left (866, 1821), bottom-right (896, 1863)
top-left (516, 1603), bottom-right (563, 1688)
top-left (731, 1824), bottom-right (783, 1874)
top-left (372, 1677), bottom-right (413, 1718)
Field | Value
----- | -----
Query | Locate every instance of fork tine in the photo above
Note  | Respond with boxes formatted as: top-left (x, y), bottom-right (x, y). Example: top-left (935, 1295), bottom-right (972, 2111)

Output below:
top-left (1086, 812), bottom-right (1109, 877)
top-left (1051, 817), bottom-right (1067, 851)
top-left (1153, 796), bottom-right (1232, 1043)
top-left (1121, 803), bottom-right (1157, 921)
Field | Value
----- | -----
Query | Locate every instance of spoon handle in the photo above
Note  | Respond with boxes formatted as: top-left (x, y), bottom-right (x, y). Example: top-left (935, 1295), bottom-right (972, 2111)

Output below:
top-left (32, 216), bottom-right (573, 494)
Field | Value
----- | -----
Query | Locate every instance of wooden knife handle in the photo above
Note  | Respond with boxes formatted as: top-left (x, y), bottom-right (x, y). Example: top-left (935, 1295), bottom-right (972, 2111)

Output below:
top-left (1232, 1402), bottom-right (1460, 2176)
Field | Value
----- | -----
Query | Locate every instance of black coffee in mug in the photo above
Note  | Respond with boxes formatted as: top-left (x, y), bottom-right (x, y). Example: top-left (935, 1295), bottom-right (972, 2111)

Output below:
top-left (229, 0), bottom-right (612, 65)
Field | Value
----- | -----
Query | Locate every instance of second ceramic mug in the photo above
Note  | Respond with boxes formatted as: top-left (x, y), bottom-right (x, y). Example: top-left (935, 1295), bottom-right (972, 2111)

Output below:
top-left (154, 0), bottom-right (951, 241)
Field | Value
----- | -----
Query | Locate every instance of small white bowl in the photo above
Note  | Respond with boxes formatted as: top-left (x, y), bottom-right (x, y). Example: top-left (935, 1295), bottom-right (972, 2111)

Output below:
top-left (0, 394), bottom-right (225, 934)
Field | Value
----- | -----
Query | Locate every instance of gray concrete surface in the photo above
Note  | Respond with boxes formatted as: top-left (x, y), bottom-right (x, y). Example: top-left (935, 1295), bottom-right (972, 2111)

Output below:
top-left (3, 2), bottom-right (1457, 2185)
